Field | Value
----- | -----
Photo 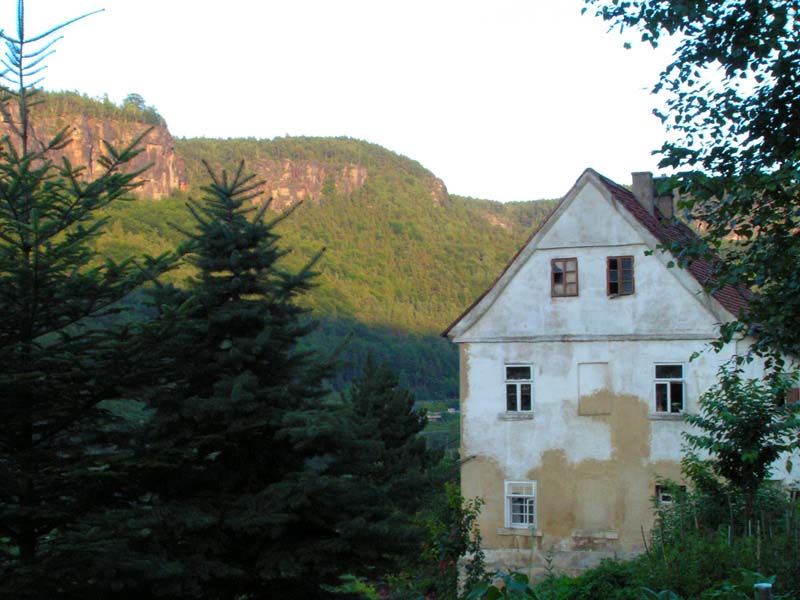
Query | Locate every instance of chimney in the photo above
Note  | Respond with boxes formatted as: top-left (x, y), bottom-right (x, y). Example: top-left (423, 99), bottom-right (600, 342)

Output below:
top-left (654, 176), bottom-right (675, 218)
top-left (631, 172), bottom-right (655, 214)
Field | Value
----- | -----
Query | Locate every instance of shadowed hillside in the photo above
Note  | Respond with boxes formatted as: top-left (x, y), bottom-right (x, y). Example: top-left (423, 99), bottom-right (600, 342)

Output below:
top-left (35, 92), bottom-right (558, 399)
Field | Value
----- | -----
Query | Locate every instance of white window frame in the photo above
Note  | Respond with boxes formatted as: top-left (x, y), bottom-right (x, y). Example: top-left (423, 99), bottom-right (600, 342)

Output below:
top-left (505, 480), bottom-right (536, 529)
top-left (654, 363), bottom-right (685, 414)
top-left (655, 484), bottom-right (686, 505)
top-left (505, 364), bottom-right (533, 413)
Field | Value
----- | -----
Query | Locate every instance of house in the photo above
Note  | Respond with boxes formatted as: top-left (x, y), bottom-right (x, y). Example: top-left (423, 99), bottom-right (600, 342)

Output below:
top-left (443, 169), bottom-right (799, 575)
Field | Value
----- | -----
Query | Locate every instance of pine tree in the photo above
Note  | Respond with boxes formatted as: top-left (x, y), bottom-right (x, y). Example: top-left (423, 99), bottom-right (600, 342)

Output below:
top-left (334, 356), bottom-right (439, 583)
top-left (77, 168), bottom-right (442, 599)
top-left (95, 162), bottom-right (340, 597)
top-left (0, 2), bottom-right (175, 594)
top-left (347, 355), bottom-right (432, 511)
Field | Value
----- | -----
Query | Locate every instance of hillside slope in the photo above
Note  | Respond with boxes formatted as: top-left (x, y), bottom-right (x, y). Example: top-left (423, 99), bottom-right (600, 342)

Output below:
top-left (29, 92), bottom-right (558, 399)
top-left (174, 137), bottom-right (556, 333)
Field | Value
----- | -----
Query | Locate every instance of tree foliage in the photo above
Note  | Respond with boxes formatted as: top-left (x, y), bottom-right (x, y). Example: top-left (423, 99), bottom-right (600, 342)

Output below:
top-left (35, 89), bottom-right (166, 127)
top-left (111, 163), bottom-right (337, 597)
top-left (391, 482), bottom-right (487, 600)
top-left (96, 136), bottom-right (556, 401)
top-left (346, 355), bottom-right (432, 494)
top-left (682, 366), bottom-right (800, 520)
top-left (44, 165), bottom-right (443, 598)
top-left (0, 1), bottom-right (175, 592)
top-left (583, 0), bottom-right (800, 360)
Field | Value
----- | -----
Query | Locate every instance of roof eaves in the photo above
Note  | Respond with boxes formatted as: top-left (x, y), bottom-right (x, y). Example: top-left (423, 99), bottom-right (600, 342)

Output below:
top-left (595, 173), bottom-right (751, 318)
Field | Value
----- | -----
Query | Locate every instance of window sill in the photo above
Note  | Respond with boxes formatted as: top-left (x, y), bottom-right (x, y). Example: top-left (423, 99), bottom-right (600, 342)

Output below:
top-left (498, 412), bottom-right (534, 421)
top-left (497, 527), bottom-right (542, 537)
top-left (648, 412), bottom-right (686, 421)
top-left (571, 530), bottom-right (618, 540)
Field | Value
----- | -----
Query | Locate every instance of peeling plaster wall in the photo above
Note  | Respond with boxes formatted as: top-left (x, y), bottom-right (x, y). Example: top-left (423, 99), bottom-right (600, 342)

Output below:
top-left (453, 177), bottom-right (800, 575)
top-left (454, 179), bottom-right (739, 575)
top-left (460, 339), bottom-right (722, 573)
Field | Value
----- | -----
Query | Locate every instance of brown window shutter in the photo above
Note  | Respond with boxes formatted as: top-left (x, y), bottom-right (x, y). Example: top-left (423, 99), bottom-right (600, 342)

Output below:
top-left (787, 387), bottom-right (800, 405)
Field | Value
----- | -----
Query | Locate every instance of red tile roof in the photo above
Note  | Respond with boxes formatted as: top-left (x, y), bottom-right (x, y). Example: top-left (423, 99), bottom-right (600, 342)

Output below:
top-left (595, 171), bottom-right (750, 318)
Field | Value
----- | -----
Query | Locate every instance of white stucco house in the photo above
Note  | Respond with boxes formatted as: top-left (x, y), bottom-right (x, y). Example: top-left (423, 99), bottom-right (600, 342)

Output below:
top-left (443, 169), bottom-right (799, 575)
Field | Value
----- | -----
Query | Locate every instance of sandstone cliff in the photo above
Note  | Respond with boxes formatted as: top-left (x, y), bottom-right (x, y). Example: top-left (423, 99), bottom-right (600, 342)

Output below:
top-left (238, 159), bottom-right (447, 211)
top-left (253, 159), bottom-right (368, 211)
top-left (10, 92), bottom-right (449, 207)
top-left (177, 137), bottom-right (450, 210)
top-left (0, 103), bottom-right (188, 199)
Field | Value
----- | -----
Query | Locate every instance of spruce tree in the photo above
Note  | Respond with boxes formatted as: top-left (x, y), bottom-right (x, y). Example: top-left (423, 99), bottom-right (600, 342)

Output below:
top-left (85, 169), bottom-right (440, 599)
top-left (335, 356), bottom-right (439, 582)
top-left (0, 2), bottom-right (175, 594)
top-left (346, 355), bottom-right (432, 512)
top-left (107, 162), bottom-right (338, 597)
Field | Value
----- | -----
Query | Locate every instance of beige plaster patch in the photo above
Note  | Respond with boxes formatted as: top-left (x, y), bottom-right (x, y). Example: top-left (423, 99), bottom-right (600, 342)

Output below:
top-left (470, 393), bottom-right (683, 554)
top-left (578, 389), bottom-right (613, 416)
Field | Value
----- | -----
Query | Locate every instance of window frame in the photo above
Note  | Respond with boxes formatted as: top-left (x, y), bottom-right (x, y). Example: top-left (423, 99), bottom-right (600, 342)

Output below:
top-left (654, 363), bottom-right (685, 414)
top-left (655, 484), bottom-right (686, 505)
top-left (550, 257), bottom-right (579, 297)
top-left (607, 255), bottom-right (635, 296)
top-left (505, 480), bottom-right (537, 529)
top-left (785, 387), bottom-right (799, 405)
top-left (505, 364), bottom-right (533, 413)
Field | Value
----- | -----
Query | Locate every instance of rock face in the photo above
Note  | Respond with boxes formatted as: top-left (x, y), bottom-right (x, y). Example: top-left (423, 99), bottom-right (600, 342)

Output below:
top-left (248, 160), bottom-right (448, 210)
top-left (429, 177), bottom-right (448, 207)
top-left (0, 108), bottom-right (188, 199)
top-left (252, 159), bottom-right (368, 210)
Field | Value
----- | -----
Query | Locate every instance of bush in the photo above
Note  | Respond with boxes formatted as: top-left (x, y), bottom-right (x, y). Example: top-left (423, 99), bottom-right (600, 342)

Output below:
top-left (644, 481), bottom-right (800, 598)
top-left (553, 559), bottom-right (644, 600)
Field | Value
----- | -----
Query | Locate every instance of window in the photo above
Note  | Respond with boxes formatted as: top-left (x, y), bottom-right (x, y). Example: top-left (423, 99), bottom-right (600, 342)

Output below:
top-left (654, 364), bottom-right (684, 413)
top-left (785, 387), bottom-right (799, 405)
top-left (607, 256), bottom-right (634, 295)
top-left (551, 258), bottom-right (578, 296)
top-left (655, 484), bottom-right (686, 505)
top-left (505, 365), bottom-right (532, 412)
top-left (505, 481), bottom-right (536, 528)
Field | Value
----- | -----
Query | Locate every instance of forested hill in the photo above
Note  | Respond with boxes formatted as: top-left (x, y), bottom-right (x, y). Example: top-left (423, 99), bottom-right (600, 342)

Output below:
top-left (38, 92), bottom-right (558, 400)
top-left (172, 136), bottom-right (556, 333)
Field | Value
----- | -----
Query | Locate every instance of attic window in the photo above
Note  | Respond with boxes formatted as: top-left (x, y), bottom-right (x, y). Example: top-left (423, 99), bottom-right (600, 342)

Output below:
top-left (551, 258), bottom-right (578, 297)
top-left (783, 387), bottom-right (799, 405)
top-left (607, 256), bottom-right (634, 296)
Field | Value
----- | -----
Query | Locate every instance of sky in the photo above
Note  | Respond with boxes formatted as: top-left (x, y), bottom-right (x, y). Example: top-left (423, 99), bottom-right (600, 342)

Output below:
top-left (2, 1), bottom-right (677, 201)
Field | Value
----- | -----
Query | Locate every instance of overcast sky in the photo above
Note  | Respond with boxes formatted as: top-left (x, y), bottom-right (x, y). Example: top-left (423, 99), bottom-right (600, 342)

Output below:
top-left (4, 1), bottom-right (677, 201)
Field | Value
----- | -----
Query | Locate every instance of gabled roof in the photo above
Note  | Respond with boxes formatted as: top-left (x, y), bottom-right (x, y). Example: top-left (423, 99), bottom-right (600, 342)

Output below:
top-left (595, 172), bottom-right (750, 318)
top-left (443, 168), bottom-right (750, 338)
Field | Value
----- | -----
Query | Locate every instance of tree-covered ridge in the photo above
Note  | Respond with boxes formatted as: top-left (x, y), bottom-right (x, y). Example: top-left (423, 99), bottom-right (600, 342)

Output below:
top-left (32, 89), bottom-right (165, 127)
top-left (91, 135), bottom-right (557, 400)
top-left (176, 136), bottom-right (435, 189)
top-left (109, 136), bottom-right (558, 334)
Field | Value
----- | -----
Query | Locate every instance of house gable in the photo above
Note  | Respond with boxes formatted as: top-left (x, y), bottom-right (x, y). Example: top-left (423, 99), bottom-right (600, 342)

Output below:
top-left (446, 169), bottom-right (736, 343)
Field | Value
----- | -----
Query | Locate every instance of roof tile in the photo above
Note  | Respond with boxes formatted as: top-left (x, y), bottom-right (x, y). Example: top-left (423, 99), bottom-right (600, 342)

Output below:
top-left (596, 172), bottom-right (750, 317)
